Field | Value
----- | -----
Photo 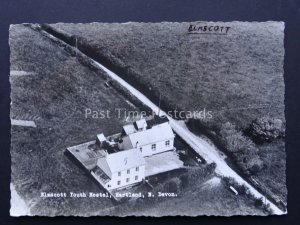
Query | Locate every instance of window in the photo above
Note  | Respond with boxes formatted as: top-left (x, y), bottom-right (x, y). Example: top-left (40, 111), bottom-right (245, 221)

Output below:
top-left (126, 178), bottom-right (130, 183)
top-left (127, 169), bottom-right (130, 174)
top-left (165, 140), bottom-right (170, 146)
top-left (151, 144), bottom-right (156, 151)
top-left (117, 181), bottom-right (121, 185)
top-left (118, 171), bottom-right (121, 176)
top-left (136, 167), bottom-right (139, 172)
top-left (135, 176), bottom-right (138, 181)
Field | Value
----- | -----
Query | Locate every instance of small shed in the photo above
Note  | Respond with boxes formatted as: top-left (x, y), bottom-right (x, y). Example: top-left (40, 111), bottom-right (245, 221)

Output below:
top-left (134, 119), bottom-right (147, 131)
top-left (96, 133), bottom-right (106, 148)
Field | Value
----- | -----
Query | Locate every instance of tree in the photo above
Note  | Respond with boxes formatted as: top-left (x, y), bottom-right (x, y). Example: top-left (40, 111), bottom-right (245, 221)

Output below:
top-left (247, 117), bottom-right (285, 143)
top-left (255, 198), bottom-right (264, 208)
top-left (219, 122), bottom-right (263, 175)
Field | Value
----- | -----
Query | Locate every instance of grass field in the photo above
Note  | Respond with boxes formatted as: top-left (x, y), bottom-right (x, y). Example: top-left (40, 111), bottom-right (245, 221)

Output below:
top-left (10, 24), bottom-right (138, 216)
top-left (255, 140), bottom-right (286, 200)
top-left (51, 22), bottom-right (285, 129)
top-left (10, 24), bottom-right (273, 216)
top-left (129, 181), bottom-right (266, 216)
top-left (48, 22), bottom-right (286, 201)
top-left (108, 172), bottom-right (267, 216)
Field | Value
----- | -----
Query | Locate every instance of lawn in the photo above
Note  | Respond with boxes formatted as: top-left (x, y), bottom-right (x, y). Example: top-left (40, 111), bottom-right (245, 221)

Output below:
top-left (109, 171), bottom-right (267, 216)
top-left (131, 182), bottom-right (266, 216)
top-left (10, 24), bottom-right (139, 216)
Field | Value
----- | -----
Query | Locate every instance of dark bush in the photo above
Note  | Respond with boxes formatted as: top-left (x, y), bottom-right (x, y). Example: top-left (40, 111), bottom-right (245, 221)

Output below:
top-left (219, 122), bottom-right (263, 175)
top-left (236, 184), bottom-right (249, 195)
top-left (247, 117), bottom-right (285, 143)
top-left (207, 162), bottom-right (217, 173)
top-left (255, 198), bottom-right (264, 208)
top-left (250, 164), bottom-right (263, 175)
top-left (179, 174), bottom-right (189, 189)
top-left (165, 177), bottom-right (181, 193)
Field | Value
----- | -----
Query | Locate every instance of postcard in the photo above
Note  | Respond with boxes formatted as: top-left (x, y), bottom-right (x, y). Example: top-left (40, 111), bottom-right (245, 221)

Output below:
top-left (10, 21), bottom-right (286, 216)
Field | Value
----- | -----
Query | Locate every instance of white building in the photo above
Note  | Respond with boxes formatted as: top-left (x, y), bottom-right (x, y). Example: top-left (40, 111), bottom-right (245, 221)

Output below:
top-left (92, 119), bottom-right (176, 190)
top-left (68, 118), bottom-right (178, 191)
top-left (118, 119), bottom-right (175, 157)
top-left (93, 148), bottom-right (145, 190)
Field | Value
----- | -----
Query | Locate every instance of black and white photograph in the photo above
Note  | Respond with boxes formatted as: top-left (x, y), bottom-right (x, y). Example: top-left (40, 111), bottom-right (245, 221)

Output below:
top-left (9, 21), bottom-right (286, 217)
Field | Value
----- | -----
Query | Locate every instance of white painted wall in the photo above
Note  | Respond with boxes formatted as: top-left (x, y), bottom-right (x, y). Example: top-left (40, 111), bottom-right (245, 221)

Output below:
top-left (106, 165), bottom-right (145, 190)
top-left (139, 138), bottom-right (174, 157)
top-left (97, 157), bottom-right (112, 178)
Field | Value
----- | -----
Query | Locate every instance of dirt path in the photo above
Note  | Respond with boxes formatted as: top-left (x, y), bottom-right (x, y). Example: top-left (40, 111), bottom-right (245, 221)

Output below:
top-left (201, 177), bottom-right (221, 190)
top-left (10, 70), bottom-right (35, 76)
top-left (11, 119), bottom-right (37, 128)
